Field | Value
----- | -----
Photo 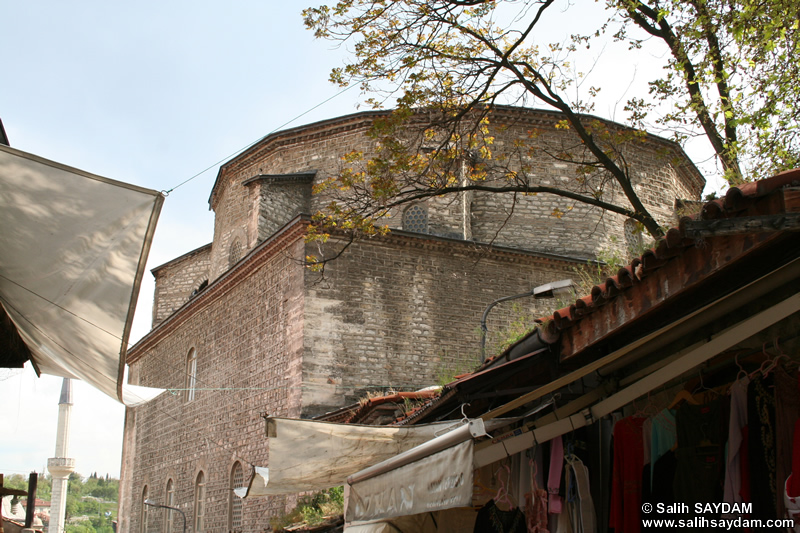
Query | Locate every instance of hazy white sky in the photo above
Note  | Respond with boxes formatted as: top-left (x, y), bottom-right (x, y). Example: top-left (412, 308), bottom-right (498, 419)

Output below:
top-left (0, 1), bottom-right (721, 480)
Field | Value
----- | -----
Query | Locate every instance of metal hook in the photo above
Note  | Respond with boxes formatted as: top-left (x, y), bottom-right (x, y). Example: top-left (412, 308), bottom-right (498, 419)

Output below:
top-left (460, 402), bottom-right (471, 423)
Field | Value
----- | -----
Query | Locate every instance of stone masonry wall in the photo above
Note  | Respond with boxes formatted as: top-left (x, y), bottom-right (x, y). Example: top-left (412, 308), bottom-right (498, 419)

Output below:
top-left (255, 177), bottom-right (312, 243)
top-left (151, 245), bottom-right (211, 327)
top-left (208, 117), bottom-right (382, 282)
top-left (208, 173), bottom-right (258, 282)
top-left (469, 111), bottom-right (705, 259)
top-left (203, 109), bottom-right (702, 285)
top-left (300, 232), bottom-right (582, 417)
top-left (122, 235), bottom-right (306, 533)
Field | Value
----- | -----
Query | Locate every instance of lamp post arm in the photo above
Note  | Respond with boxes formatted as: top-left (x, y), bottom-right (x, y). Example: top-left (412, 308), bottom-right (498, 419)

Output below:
top-left (144, 500), bottom-right (187, 533)
top-left (480, 290), bottom-right (535, 363)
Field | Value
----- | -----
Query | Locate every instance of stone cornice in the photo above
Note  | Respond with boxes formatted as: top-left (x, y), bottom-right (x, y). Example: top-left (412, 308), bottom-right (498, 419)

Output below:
top-left (242, 172), bottom-right (317, 187)
top-left (151, 243), bottom-right (212, 275)
top-left (326, 227), bottom-right (591, 266)
top-left (208, 106), bottom-right (704, 210)
top-left (127, 216), bottom-right (310, 362)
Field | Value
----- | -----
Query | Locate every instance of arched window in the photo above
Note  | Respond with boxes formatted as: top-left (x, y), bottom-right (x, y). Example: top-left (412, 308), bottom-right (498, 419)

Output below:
top-left (164, 478), bottom-right (175, 533)
top-left (194, 471), bottom-right (206, 533)
top-left (228, 238), bottom-right (243, 268)
top-left (229, 462), bottom-right (245, 531)
top-left (402, 204), bottom-right (428, 234)
top-left (140, 485), bottom-right (149, 533)
top-left (185, 348), bottom-right (197, 403)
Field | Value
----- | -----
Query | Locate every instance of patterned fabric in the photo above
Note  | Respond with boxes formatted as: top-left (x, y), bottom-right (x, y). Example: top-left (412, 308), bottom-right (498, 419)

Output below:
top-left (748, 374), bottom-right (777, 529)
top-left (525, 458), bottom-right (549, 533)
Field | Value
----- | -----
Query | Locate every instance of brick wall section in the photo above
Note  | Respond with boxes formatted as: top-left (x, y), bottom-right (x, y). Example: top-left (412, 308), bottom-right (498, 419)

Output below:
top-left (128, 107), bottom-right (705, 529)
top-left (204, 108), bottom-right (702, 273)
top-left (208, 115), bottom-right (381, 282)
top-left (122, 228), bottom-right (306, 533)
top-left (468, 110), bottom-right (705, 258)
top-left (208, 173), bottom-right (257, 281)
top-left (151, 244), bottom-right (211, 327)
top-left (300, 232), bottom-right (581, 417)
top-left (252, 176), bottom-right (313, 243)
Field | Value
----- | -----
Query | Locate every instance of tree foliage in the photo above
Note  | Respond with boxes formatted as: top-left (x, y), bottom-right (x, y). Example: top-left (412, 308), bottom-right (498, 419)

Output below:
top-left (612, 0), bottom-right (800, 183)
top-left (301, 0), bottom-right (798, 253)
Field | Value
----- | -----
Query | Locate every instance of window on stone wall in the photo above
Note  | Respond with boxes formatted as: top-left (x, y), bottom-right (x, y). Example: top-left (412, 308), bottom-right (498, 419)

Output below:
top-left (191, 279), bottom-right (208, 298)
top-left (229, 461), bottom-right (245, 532)
top-left (185, 348), bottom-right (197, 403)
top-left (140, 485), bottom-right (148, 533)
top-left (228, 238), bottom-right (243, 268)
top-left (624, 218), bottom-right (644, 258)
top-left (194, 471), bottom-right (206, 533)
top-left (403, 204), bottom-right (429, 234)
top-left (164, 478), bottom-right (175, 533)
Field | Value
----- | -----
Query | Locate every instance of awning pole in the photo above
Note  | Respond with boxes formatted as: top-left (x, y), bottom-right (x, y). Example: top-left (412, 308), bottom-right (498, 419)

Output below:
top-left (475, 291), bottom-right (800, 467)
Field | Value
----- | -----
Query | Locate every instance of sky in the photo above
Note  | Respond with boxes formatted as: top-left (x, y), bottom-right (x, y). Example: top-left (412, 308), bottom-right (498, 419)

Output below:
top-left (0, 1), bottom-right (724, 480)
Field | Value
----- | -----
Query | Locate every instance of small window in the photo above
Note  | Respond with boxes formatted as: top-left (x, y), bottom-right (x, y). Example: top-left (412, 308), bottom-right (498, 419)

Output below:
top-left (228, 238), bottom-right (243, 268)
top-left (624, 218), bottom-right (644, 258)
top-left (229, 462), bottom-right (245, 531)
top-left (191, 279), bottom-right (208, 298)
top-left (164, 479), bottom-right (175, 533)
top-left (403, 204), bottom-right (429, 234)
top-left (185, 348), bottom-right (197, 403)
top-left (140, 485), bottom-right (149, 533)
top-left (194, 471), bottom-right (206, 533)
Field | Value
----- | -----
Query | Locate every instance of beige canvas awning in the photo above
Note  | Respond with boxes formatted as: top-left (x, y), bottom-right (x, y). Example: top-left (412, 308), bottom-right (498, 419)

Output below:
top-left (238, 417), bottom-right (460, 498)
top-left (0, 144), bottom-right (163, 404)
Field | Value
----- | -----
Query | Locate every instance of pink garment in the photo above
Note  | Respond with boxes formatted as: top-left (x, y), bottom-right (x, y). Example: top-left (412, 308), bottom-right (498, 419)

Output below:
top-left (723, 377), bottom-right (749, 507)
top-left (547, 435), bottom-right (564, 514)
top-left (526, 459), bottom-right (549, 533)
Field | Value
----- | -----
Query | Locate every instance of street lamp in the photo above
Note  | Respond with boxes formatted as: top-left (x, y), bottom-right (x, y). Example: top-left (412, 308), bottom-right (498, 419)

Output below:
top-left (480, 279), bottom-right (575, 362)
top-left (144, 499), bottom-right (187, 533)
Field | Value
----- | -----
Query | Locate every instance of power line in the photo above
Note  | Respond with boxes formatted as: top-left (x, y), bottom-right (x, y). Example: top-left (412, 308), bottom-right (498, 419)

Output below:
top-left (163, 83), bottom-right (357, 195)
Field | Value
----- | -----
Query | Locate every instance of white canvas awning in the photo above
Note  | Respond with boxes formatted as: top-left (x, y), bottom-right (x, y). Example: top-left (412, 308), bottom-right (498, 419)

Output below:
top-left (238, 417), bottom-right (459, 498)
top-left (347, 439), bottom-right (474, 522)
top-left (344, 418), bottom-right (515, 523)
top-left (0, 144), bottom-right (163, 404)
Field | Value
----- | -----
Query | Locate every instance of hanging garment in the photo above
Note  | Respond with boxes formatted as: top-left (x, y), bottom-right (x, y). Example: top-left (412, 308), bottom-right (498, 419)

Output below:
top-left (564, 454), bottom-right (596, 533)
top-left (524, 456), bottom-right (549, 533)
top-left (548, 436), bottom-right (564, 514)
top-left (642, 417), bottom-right (653, 466)
top-left (673, 397), bottom-right (728, 508)
top-left (748, 374), bottom-right (778, 524)
top-left (785, 418), bottom-right (800, 531)
top-left (774, 365), bottom-right (800, 519)
top-left (473, 499), bottom-right (528, 533)
top-left (784, 476), bottom-right (800, 533)
top-left (649, 408), bottom-right (676, 489)
top-left (609, 416), bottom-right (646, 533)
top-left (723, 377), bottom-right (749, 508)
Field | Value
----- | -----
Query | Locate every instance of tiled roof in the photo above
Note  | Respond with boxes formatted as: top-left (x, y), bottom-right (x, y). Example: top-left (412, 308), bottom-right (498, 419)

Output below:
top-left (314, 390), bottom-right (440, 425)
top-left (399, 168), bottom-right (800, 424)
top-left (541, 169), bottom-right (800, 362)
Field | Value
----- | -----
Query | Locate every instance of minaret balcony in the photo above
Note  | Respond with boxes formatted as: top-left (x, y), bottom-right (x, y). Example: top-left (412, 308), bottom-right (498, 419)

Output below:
top-left (47, 457), bottom-right (76, 477)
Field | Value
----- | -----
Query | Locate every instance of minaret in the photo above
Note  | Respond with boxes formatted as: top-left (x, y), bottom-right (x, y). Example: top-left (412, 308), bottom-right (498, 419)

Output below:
top-left (47, 378), bottom-right (76, 533)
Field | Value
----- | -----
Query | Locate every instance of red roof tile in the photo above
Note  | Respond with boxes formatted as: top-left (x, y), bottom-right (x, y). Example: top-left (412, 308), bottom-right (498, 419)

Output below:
top-left (540, 169), bottom-right (800, 359)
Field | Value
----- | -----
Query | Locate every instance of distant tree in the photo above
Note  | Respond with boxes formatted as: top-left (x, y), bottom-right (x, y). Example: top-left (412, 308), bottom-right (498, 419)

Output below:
top-left (66, 521), bottom-right (96, 533)
top-left (301, 0), bottom-right (799, 255)
top-left (36, 475), bottom-right (52, 501)
top-left (3, 474), bottom-right (28, 491)
top-left (80, 499), bottom-right (101, 515)
top-left (65, 494), bottom-right (80, 520)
